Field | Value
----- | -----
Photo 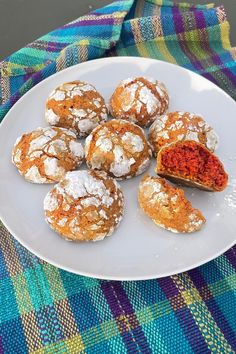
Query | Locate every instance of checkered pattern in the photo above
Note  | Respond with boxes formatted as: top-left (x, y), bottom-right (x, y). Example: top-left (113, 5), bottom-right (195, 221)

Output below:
top-left (0, 1), bottom-right (236, 353)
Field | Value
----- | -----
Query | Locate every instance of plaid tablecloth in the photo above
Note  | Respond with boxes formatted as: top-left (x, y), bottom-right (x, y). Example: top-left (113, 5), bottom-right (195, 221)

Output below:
top-left (0, 1), bottom-right (236, 353)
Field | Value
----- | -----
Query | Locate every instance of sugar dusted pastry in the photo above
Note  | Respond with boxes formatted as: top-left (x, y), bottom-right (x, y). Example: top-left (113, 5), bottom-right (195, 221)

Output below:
top-left (109, 77), bottom-right (169, 127)
top-left (156, 140), bottom-right (228, 191)
top-left (85, 119), bottom-right (152, 179)
top-left (12, 127), bottom-right (84, 183)
top-left (45, 81), bottom-right (108, 137)
top-left (138, 175), bottom-right (206, 233)
top-left (149, 111), bottom-right (218, 156)
top-left (44, 170), bottom-right (124, 242)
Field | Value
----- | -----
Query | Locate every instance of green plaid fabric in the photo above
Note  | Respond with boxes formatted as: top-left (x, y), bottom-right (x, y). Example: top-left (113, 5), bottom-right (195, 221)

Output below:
top-left (0, 1), bottom-right (236, 353)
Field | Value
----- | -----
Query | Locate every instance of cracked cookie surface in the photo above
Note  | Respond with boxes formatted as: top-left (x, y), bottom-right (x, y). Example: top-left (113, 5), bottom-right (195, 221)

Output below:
top-left (149, 111), bottom-right (218, 156)
top-left (45, 81), bottom-right (108, 137)
top-left (109, 77), bottom-right (169, 127)
top-left (12, 127), bottom-right (84, 183)
top-left (85, 119), bottom-right (152, 179)
top-left (44, 170), bottom-right (124, 241)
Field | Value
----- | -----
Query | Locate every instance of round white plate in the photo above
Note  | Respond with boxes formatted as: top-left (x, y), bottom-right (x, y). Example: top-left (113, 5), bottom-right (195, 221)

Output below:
top-left (0, 57), bottom-right (235, 280)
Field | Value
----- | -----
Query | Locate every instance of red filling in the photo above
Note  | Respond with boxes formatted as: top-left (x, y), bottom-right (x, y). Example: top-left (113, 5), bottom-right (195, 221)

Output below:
top-left (160, 141), bottom-right (228, 190)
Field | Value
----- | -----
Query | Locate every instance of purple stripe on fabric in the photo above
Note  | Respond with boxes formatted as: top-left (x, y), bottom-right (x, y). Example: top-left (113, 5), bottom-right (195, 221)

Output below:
top-left (65, 18), bottom-right (115, 28)
top-left (0, 336), bottom-right (4, 354)
top-left (172, 5), bottom-right (228, 89)
top-left (158, 275), bottom-right (211, 354)
top-left (175, 308), bottom-right (211, 354)
top-left (101, 282), bottom-right (152, 354)
top-left (10, 94), bottom-right (21, 105)
top-left (202, 72), bottom-right (219, 85)
top-left (172, 7), bottom-right (204, 73)
top-left (225, 247), bottom-right (236, 270)
top-left (45, 46), bottom-right (63, 53)
top-left (24, 73), bottom-right (33, 81)
top-left (221, 67), bottom-right (236, 86)
top-left (45, 41), bottom-right (67, 49)
top-left (194, 10), bottom-right (236, 88)
top-left (28, 40), bottom-right (68, 51)
top-left (172, 8), bottom-right (185, 33)
top-left (9, 69), bottom-right (44, 107)
top-left (158, 277), bottom-right (179, 297)
top-left (101, 281), bottom-right (132, 316)
top-left (188, 268), bottom-right (236, 349)
top-left (194, 10), bottom-right (208, 29)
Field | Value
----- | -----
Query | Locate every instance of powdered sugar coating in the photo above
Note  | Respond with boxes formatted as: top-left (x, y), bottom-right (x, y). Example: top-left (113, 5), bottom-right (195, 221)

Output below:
top-left (44, 170), bottom-right (124, 242)
top-left (45, 81), bottom-right (108, 137)
top-left (206, 129), bottom-right (219, 151)
top-left (138, 175), bottom-right (206, 233)
top-left (149, 111), bottom-right (219, 155)
top-left (45, 109), bottom-right (60, 125)
top-left (121, 132), bottom-right (144, 153)
top-left (110, 146), bottom-right (136, 178)
top-left (25, 166), bottom-right (47, 183)
top-left (110, 77), bottom-right (169, 127)
top-left (12, 127), bottom-right (84, 183)
top-left (85, 119), bottom-right (152, 180)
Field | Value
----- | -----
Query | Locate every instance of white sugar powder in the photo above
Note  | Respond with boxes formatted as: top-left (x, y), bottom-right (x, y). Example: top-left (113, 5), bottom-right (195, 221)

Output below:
top-left (78, 118), bottom-right (96, 133)
top-left (206, 129), bottom-right (219, 151)
top-left (44, 192), bottom-right (59, 211)
top-left (25, 166), bottom-right (47, 183)
top-left (44, 157), bottom-right (64, 177)
top-left (69, 140), bottom-right (84, 158)
top-left (71, 108), bottom-right (87, 117)
top-left (96, 137), bottom-right (112, 152)
top-left (110, 145), bottom-right (135, 177)
top-left (50, 90), bottom-right (65, 101)
top-left (121, 132), bottom-right (144, 153)
top-left (45, 109), bottom-right (60, 125)
top-left (139, 86), bottom-right (159, 114)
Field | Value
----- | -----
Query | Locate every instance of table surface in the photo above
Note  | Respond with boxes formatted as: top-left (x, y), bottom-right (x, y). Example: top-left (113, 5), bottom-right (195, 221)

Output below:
top-left (0, 0), bottom-right (235, 61)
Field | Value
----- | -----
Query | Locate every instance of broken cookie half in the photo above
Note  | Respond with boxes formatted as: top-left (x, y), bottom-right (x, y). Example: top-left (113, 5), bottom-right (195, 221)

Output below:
top-left (138, 175), bottom-right (205, 233)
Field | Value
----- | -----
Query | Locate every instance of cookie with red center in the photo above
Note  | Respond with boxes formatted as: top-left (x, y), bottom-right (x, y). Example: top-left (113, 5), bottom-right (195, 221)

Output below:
top-left (156, 140), bottom-right (228, 191)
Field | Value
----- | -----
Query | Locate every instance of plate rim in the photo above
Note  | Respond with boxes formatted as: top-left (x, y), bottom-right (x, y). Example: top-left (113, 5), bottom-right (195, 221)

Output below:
top-left (0, 56), bottom-right (235, 281)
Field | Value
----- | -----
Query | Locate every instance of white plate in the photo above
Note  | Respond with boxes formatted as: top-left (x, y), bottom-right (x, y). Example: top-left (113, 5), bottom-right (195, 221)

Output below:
top-left (0, 57), bottom-right (235, 281)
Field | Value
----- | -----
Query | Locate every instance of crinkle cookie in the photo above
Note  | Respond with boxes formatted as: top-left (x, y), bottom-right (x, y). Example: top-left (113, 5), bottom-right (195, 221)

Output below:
top-left (138, 175), bottom-right (206, 233)
top-left (44, 170), bottom-right (124, 242)
top-left (156, 140), bottom-right (228, 191)
top-left (12, 127), bottom-right (84, 183)
top-left (45, 81), bottom-right (108, 137)
top-left (85, 119), bottom-right (152, 179)
top-left (109, 77), bottom-right (169, 127)
top-left (149, 111), bottom-right (218, 156)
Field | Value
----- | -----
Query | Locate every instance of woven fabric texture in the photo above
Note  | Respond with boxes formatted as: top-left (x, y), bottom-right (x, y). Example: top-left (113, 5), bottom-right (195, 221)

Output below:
top-left (0, 1), bottom-right (236, 353)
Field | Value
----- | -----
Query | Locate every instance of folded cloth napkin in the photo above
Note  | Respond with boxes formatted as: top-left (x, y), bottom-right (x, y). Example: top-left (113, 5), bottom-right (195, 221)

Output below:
top-left (0, 1), bottom-right (235, 353)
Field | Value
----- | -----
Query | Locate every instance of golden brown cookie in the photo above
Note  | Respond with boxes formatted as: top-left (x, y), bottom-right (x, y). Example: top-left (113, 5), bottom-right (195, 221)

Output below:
top-left (138, 175), bottom-right (206, 233)
top-left (109, 77), bottom-right (169, 127)
top-left (12, 127), bottom-right (84, 183)
top-left (149, 111), bottom-right (218, 156)
top-left (45, 81), bottom-right (108, 137)
top-left (156, 140), bottom-right (228, 191)
top-left (85, 119), bottom-right (152, 179)
top-left (44, 170), bottom-right (124, 242)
